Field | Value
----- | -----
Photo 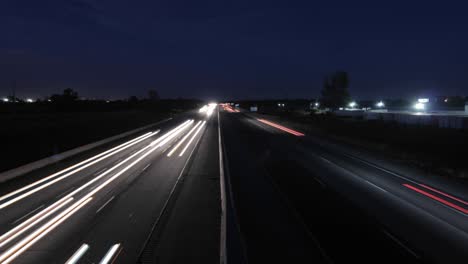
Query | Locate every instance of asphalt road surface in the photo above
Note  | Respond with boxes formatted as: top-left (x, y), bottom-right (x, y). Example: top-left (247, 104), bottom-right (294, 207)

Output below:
top-left (0, 109), bottom-right (221, 264)
top-left (1, 105), bottom-right (468, 264)
top-left (219, 106), bottom-right (468, 264)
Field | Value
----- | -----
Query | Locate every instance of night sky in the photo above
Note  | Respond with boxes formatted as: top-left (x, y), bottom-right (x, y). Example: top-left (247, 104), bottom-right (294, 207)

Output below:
top-left (1, 0), bottom-right (468, 100)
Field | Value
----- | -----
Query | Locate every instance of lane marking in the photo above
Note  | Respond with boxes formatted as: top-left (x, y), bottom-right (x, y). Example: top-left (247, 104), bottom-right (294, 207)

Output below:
top-left (179, 121), bottom-right (206, 156)
top-left (0, 197), bottom-right (74, 248)
top-left (167, 121), bottom-right (202, 157)
top-left (94, 168), bottom-right (108, 176)
top-left (56, 187), bottom-right (75, 199)
top-left (96, 196), bottom-right (115, 214)
top-left (365, 180), bottom-right (388, 193)
top-left (65, 243), bottom-right (90, 264)
top-left (218, 109), bottom-right (227, 264)
top-left (99, 243), bottom-right (121, 264)
top-left (256, 118), bottom-right (305, 136)
top-left (0, 197), bottom-right (93, 263)
top-left (11, 204), bottom-right (44, 225)
top-left (142, 163), bottom-right (151, 172)
top-left (403, 184), bottom-right (468, 214)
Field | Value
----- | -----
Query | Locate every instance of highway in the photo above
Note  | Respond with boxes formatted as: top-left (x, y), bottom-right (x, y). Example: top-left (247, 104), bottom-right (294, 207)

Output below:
top-left (219, 104), bottom-right (468, 264)
top-left (0, 105), bottom-right (220, 264)
top-left (1, 103), bottom-right (468, 263)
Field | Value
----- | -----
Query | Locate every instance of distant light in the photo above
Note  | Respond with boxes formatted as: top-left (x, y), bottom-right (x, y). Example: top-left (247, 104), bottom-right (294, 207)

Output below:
top-left (106, 100), bottom-right (110, 103)
top-left (314, 102), bottom-right (319, 107)
top-left (444, 98), bottom-right (448, 103)
top-left (348, 101), bottom-right (357, 108)
top-left (2, 98), bottom-right (8, 102)
top-left (339, 107), bottom-right (344, 110)
top-left (376, 101), bottom-right (385, 108)
top-left (47, 99), bottom-right (52, 102)
top-left (26, 98), bottom-right (34, 103)
top-left (414, 102), bottom-right (425, 110)
top-left (418, 98), bottom-right (429, 103)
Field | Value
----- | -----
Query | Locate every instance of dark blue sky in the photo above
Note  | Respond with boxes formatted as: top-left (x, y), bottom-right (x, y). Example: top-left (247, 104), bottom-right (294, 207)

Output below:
top-left (1, 0), bottom-right (468, 100)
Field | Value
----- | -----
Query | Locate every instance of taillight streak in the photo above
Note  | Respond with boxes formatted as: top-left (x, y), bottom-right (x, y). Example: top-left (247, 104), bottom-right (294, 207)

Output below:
top-left (256, 119), bottom-right (304, 136)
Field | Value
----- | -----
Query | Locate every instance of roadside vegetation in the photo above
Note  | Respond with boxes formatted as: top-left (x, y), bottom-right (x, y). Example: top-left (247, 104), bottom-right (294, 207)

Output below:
top-left (0, 89), bottom-right (202, 172)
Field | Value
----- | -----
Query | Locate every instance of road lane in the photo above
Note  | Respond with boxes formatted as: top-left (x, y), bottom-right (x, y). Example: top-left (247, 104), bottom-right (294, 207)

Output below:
top-left (0, 110), bottom-right (220, 263)
top-left (220, 110), bottom-right (468, 263)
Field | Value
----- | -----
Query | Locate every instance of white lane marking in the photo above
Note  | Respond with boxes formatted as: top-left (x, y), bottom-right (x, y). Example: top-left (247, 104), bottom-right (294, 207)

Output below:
top-left (96, 196), bottom-right (115, 214)
top-left (0, 197), bottom-right (93, 263)
top-left (0, 197), bottom-right (74, 247)
top-left (0, 132), bottom-right (157, 210)
top-left (142, 163), bottom-right (151, 171)
top-left (179, 121), bottom-right (206, 156)
top-left (99, 243), bottom-right (121, 264)
top-left (342, 153), bottom-right (420, 185)
top-left (167, 121), bottom-right (202, 157)
top-left (56, 187), bottom-right (75, 199)
top-left (94, 167), bottom-right (108, 176)
top-left (364, 180), bottom-right (388, 193)
top-left (218, 108), bottom-right (227, 264)
top-left (65, 243), bottom-right (90, 264)
top-left (11, 204), bottom-right (44, 225)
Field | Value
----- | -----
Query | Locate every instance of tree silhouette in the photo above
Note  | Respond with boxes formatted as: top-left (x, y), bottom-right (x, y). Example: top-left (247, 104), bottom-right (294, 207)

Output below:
top-left (321, 71), bottom-right (350, 109)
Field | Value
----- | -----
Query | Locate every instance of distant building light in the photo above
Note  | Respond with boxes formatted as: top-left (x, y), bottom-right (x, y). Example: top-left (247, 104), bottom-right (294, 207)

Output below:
top-left (414, 102), bottom-right (425, 110)
top-left (376, 101), bottom-right (385, 108)
top-left (47, 99), bottom-right (52, 102)
top-left (348, 101), bottom-right (357, 108)
top-left (314, 102), bottom-right (320, 107)
top-left (2, 98), bottom-right (9, 102)
top-left (418, 98), bottom-right (429, 103)
top-left (26, 98), bottom-right (34, 103)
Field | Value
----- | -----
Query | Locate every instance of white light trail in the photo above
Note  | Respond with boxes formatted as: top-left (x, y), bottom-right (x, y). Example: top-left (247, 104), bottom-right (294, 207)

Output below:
top-left (0, 197), bottom-right (93, 263)
top-left (99, 244), bottom-right (121, 264)
top-left (167, 121), bottom-right (202, 157)
top-left (179, 121), bottom-right (206, 156)
top-left (65, 244), bottom-right (90, 264)
top-left (0, 197), bottom-right (73, 247)
top-left (0, 120), bottom-right (191, 254)
top-left (153, 120), bottom-right (193, 148)
top-left (0, 132), bottom-right (156, 208)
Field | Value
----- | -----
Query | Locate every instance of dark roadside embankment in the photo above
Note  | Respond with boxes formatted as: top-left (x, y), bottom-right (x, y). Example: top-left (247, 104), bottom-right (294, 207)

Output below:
top-left (0, 99), bottom-right (201, 172)
top-left (255, 110), bottom-right (468, 181)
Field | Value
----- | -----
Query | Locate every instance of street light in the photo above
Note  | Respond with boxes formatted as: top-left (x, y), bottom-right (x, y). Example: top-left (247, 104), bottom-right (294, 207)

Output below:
top-left (376, 101), bottom-right (385, 108)
top-left (2, 98), bottom-right (9, 102)
top-left (26, 98), bottom-right (34, 103)
top-left (348, 101), bottom-right (357, 108)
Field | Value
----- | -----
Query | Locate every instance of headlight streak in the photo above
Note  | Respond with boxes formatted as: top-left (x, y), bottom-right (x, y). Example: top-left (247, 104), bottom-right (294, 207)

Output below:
top-left (0, 132), bottom-right (158, 210)
top-left (0, 197), bottom-right (74, 248)
top-left (153, 120), bottom-right (193, 148)
top-left (65, 243), bottom-right (90, 264)
top-left (0, 120), bottom-right (192, 260)
top-left (99, 243), bottom-right (121, 264)
top-left (167, 121), bottom-right (202, 157)
top-left (179, 121), bottom-right (206, 157)
top-left (0, 197), bottom-right (93, 263)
